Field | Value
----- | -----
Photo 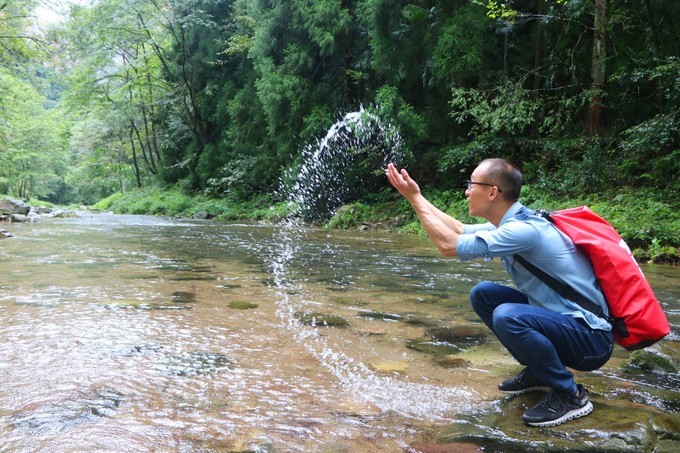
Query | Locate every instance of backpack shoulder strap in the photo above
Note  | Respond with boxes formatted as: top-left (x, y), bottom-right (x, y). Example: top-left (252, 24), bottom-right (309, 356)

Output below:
top-left (513, 211), bottom-right (609, 321)
top-left (513, 255), bottom-right (606, 319)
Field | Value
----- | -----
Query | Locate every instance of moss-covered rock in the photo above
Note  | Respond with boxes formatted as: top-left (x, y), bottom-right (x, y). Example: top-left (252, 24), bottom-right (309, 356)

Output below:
top-left (437, 395), bottom-right (680, 452)
top-left (228, 301), bottom-right (259, 310)
top-left (295, 312), bottom-right (350, 328)
top-left (622, 350), bottom-right (678, 373)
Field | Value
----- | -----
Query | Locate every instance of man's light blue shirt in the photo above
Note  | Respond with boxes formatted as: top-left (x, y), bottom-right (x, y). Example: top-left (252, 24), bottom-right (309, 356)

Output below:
top-left (456, 202), bottom-right (611, 331)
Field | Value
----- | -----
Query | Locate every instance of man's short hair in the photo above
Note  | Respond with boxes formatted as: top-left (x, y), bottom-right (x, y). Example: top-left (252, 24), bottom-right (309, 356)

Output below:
top-left (480, 158), bottom-right (522, 201)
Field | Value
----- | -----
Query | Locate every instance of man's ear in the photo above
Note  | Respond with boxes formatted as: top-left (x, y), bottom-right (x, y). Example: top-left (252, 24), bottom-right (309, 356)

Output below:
top-left (488, 186), bottom-right (501, 200)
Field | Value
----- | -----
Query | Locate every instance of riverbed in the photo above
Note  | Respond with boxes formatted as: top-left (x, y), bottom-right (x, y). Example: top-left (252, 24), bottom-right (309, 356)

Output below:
top-left (0, 213), bottom-right (678, 451)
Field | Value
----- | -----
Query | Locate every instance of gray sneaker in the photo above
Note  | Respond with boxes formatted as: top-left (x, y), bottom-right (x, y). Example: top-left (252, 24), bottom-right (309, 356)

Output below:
top-left (522, 384), bottom-right (593, 427)
top-left (498, 367), bottom-right (550, 395)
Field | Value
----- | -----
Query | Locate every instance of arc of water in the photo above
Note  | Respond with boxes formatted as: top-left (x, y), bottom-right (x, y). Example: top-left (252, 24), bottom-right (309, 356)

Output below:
top-left (265, 110), bottom-right (481, 420)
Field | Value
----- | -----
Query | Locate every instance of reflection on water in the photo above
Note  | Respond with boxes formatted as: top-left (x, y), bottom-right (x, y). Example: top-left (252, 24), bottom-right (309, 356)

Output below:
top-left (0, 213), bottom-right (678, 451)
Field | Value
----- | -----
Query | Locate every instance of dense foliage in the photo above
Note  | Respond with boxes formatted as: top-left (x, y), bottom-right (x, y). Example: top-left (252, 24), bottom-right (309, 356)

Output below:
top-left (0, 1), bottom-right (678, 256)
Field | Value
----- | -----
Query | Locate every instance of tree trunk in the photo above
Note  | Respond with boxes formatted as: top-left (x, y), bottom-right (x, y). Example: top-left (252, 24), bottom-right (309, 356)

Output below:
top-left (128, 126), bottom-right (143, 188)
top-left (584, 0), bottom-right (608, 136)
top-left (531, 0), bottom-right (545, 137)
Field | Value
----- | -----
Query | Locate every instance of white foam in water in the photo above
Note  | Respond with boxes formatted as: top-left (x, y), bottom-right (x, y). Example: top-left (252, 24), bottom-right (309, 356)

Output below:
top-left (284, 108), bottom-right (405, 222)
top-left (268, 110), bottom-right (479, 420)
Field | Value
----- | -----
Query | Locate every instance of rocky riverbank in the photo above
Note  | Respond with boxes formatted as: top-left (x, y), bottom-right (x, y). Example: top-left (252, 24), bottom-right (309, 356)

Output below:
top-left (0, 197), bottom-right (79, 238)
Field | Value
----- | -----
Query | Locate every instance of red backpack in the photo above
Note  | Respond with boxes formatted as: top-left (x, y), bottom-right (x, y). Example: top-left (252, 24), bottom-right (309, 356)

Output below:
top-left (517, 206), bottom-right (670, 350)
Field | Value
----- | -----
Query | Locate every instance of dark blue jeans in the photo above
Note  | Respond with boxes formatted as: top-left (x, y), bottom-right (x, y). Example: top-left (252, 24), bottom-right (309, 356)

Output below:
top-left (470, 281), bottom-right (614, 395)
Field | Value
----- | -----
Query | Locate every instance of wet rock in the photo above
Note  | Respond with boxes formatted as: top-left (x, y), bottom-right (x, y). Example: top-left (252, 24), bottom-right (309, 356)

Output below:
top-left (8, 387), bottom-right (124, 433)
top-left (369, 359), bottom-right (409, 374)
top-left (356, 310), bottom-right (402, 322)
top-left (295, 312), bottom-right (350, 328)
top-left (0, 198), bottom-right (79, 223)
top-left (228, 301), bottom-right (258, 309)
top-left (622, 349), bottom-right (678, 373)
top-left (50, 209), bottom-right (79, 218)
top-left (405, 339), bottom-right (462, 356)
top-left (437, 394), bottom-right (680, 452)
top-left (355, 325), bottom-right (387, 336)
top-left (219, 284), bottom-right (243, 289)
top-left (434, 355), bottom-right (472, 369)
top-left (0, 228), bottom-right (13, 238)
top-left (401, 316), bottom-right (438, 328)
top-left (426, 325), bottom-right (488, 347)
top-left (406, 325), bottom-right (489, 363)
top-left (172, 291), bottom-right (197, 303)
top-left (193, 211), bottom-right (209, 219)
top-left (169, 273), bottom-right (218, 281)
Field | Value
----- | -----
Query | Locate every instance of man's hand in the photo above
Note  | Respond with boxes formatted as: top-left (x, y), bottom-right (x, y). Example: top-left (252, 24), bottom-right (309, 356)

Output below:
top-left (385, 162), bottom-right (464, 257)
top-left (385, 163), bottom-right (420, 202)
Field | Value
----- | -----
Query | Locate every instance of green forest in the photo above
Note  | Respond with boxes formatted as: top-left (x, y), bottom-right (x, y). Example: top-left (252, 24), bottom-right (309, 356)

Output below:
top-left (1, 0), bottom-right (679, 260)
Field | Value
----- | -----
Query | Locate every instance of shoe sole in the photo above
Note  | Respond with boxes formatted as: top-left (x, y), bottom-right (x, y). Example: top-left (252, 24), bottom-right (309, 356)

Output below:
top-left (524, 401), bottom-right (594, 427)
top-left (499, 385), bottom-right (551, 396)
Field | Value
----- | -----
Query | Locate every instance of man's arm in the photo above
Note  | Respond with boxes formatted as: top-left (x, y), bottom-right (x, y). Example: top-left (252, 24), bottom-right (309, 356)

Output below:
top-left (385, 163), bottom-right (463, 257)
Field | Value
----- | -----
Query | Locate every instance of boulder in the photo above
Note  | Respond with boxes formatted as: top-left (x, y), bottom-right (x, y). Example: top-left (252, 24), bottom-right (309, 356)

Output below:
top-left (0, 198), bottom-right (29, 215)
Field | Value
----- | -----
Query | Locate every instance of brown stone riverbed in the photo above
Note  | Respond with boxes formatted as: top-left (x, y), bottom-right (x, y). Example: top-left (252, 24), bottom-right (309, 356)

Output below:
top-left (0, 212), bottom-right (678, 452)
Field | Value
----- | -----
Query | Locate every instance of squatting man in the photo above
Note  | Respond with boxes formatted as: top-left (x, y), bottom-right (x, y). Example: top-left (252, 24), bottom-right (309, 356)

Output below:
top-left (385, 158), bottom-right (614, 427)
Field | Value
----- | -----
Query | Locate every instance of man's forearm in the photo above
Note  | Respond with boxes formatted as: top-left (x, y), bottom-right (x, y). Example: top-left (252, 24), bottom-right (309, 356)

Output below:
top-left (409, 195), bottom-right (461, 257)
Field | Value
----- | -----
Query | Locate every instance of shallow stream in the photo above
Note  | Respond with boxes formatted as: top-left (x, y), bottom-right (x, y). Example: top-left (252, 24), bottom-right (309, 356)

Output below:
top-left (0, 213), bottom-right (678, 451)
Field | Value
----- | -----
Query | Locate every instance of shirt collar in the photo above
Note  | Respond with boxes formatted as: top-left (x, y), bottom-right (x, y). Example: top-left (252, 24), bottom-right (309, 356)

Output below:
top-left (498, 201), bottom-right (524, 227)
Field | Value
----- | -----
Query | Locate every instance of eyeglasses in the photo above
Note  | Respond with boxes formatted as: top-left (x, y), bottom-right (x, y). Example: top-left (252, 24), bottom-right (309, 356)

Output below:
top-left (464, 180), bottom-right (502, 192)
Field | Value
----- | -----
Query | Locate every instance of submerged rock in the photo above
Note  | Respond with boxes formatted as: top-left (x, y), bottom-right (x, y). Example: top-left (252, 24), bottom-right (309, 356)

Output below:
top-left (172, 291), bottom-right (197, 304)
top-left (295, 312), bottom-right (350, 328)
top-left (434, 355), bottom-right (472, 369)
top-left (356, 310), bottom-right (402, 321)
top-left (163, 351), bottom-right (233, 377)
top-left (405, 339), bottom-right (462, 356)
top-left (368, 360), bottom-right (409, 374)
top-left (228, 301), bottom-right (258, 309)
top-left (426, 325), bottom-right (488, 347)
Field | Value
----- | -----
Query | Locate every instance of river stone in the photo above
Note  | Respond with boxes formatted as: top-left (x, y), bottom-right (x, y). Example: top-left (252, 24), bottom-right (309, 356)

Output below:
top-left (406, 339), bottom-right (462, 356)
top-left (434, 355), bottom-right (472, 369)
top-left (0, 229), bottom-right (12, 238)
top-left (437, 394), bottom-right (680, 452)
top-left (172, 291), bottom-right (197, 303)
top-left (0, 197), bottom-right (29, 215)
top-left (622, 349), bottom-right (678, 373)
top-left (369, 359), bottom-right (409, 374)
top-left (426, 325), bottom-right (488, 346)
top-left (228, 301), bottom-right (258, 309)
top-left (356, 310), bottom-right (402, 321)
top-left (164, 351), bottom-right (233, 377)
top-left (294, 312), bottom-right (350, 328)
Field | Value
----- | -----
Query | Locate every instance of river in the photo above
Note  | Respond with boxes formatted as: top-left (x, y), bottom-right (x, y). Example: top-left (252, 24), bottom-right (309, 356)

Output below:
top-left (0, 212), bottom-right (678, 452)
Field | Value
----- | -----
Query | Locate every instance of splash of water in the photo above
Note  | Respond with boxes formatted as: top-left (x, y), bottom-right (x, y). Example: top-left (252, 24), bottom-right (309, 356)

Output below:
top-left (283, 108), bottom-right (405, 222)
top-left (269, 109), bottom-right (479, 420)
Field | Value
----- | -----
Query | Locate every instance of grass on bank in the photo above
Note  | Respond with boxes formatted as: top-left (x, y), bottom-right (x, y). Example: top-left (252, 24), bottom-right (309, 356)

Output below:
top-left (91, 185), bottom-right (679, 264)
top-left (92, 186), bottom-right (293, 222)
